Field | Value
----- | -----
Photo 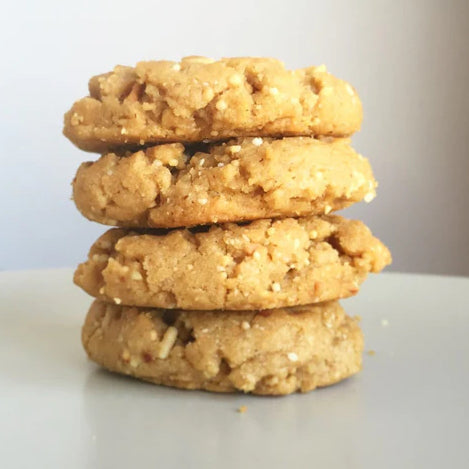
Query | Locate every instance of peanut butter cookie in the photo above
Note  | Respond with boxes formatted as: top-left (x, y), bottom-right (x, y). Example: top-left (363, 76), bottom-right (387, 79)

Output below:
top-left (74, 215), bottom-right (391, 310)
top-left (82, 300), bottom-right (363, 395)
top-left (73, 137), bottom-right (376, 228)
top-left (64, 57), bottom-right (362, 152)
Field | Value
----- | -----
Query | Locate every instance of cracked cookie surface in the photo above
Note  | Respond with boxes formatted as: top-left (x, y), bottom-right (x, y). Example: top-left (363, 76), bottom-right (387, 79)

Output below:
top-left (74, 215), bottom-right (391, 310)
top-left (82, 299), bottom-right (363, 395)
top-left (64, 56), bottom-right (363, 152)
top-left (72, 137), bottom-right (376, 228)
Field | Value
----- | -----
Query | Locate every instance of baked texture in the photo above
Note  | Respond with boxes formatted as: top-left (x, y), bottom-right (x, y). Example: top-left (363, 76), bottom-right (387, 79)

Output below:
top-left (72, 137), bottom-right (376, 228)
top-left (64, 57), bottom-right (363, 152)
top-left (74, 215), bottom-right (391, 310)
top-left (82, 300), bottom-right (363, 395)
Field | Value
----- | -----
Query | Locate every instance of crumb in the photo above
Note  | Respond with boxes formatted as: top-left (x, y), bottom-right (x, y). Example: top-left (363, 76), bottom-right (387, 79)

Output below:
top-left (366, 350), bottom-right (376, 356)
top-left (237, 405), bottom-right (247, 414)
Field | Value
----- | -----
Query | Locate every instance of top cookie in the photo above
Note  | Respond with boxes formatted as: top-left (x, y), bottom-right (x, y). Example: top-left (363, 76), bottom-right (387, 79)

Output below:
top-left (63, 56), bottom-right (363, 152)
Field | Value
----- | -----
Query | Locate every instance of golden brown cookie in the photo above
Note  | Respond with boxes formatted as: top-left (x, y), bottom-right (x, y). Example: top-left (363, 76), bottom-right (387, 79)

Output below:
top-left (74, 215), bottom-right (391, 310)
top-left (64, 57), bottom-right (363, 152)
top-left (82, 299), bottom-right (363, 395)
top-left (72, 137), bottom-right (376, 228)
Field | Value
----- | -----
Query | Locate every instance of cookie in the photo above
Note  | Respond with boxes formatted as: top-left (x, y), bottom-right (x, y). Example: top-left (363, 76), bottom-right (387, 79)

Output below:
top-left (82, 299), bottom-right (363, 395)
top-left (72, 136), bottom-right (376, 228)
top-left (74, 215), bottom-right (391, 310)
top-left (64, 57), bottom-right (363, 152)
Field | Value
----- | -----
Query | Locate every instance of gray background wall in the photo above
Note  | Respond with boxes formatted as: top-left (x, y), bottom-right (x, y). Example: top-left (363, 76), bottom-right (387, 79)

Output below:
top-left (1, 0), bottom-right (468, 275)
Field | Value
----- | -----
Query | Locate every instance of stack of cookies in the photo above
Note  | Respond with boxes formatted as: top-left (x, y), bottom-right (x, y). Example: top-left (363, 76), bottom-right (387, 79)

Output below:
top-left (64, 56), bottom-right (391, 395)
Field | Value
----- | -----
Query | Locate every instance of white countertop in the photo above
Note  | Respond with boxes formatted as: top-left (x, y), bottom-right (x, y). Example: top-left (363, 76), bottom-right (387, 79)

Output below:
top-left (1, 269), bottom-right (468, 468)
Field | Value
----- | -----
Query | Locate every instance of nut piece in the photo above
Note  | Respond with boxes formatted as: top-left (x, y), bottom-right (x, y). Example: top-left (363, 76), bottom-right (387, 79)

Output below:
top-left (158, 326), bottom-right (178, 359)
top-left (271, 282), bottom-right (281, 292)
top-left (131, 271), bottom-right (143, 281)
top-left (364, 191), bottom-right (376, 203)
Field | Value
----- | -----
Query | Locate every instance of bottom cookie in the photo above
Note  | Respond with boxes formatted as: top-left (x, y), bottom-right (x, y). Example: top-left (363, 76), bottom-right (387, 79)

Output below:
top-left (82, 300), bottom-right (363, 395)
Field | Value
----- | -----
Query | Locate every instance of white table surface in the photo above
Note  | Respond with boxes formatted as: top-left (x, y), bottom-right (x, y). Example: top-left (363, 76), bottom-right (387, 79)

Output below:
top-left (1, 269), bottom-right (468, 469)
